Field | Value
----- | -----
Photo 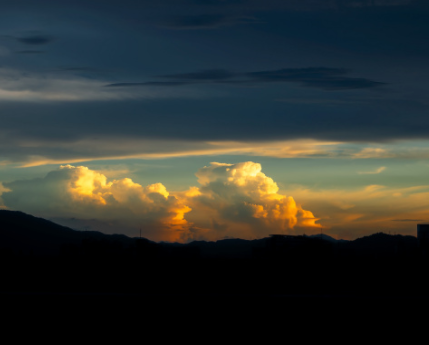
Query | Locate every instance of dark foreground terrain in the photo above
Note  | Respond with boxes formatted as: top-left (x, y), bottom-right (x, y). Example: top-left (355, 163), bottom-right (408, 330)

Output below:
top-left (1, 210), bottom-right (428, 302)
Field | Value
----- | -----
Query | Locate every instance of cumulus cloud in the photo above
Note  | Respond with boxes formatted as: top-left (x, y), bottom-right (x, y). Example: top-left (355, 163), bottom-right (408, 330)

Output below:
top-left (2, 165), bottom-right (191, 241)
top-left (2, 162), bottom-right (321, 242)
top-left (0, 183), bottom-right (10, 209)
top-left (180, 162), bottom-right (321, 241)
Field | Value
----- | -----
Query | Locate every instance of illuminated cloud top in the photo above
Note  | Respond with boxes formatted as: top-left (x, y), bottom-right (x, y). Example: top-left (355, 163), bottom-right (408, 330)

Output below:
top-left (2, 162), bottom-right (320, 242)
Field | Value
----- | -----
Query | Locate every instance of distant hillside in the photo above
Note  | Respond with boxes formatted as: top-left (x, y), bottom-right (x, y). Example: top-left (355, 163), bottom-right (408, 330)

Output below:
top-left (0, 210), bottom-right (134, 255)
top-left (0, 210), bottom-right (420, 258)
top-left (346, 232), bottom-right (418, 256)
top-left (309, 234), bottom-right (346, 243)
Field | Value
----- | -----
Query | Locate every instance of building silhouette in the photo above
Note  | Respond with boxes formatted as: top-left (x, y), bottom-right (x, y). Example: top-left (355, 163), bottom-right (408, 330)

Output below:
top-left (417, 224), bottom-right (429, 256)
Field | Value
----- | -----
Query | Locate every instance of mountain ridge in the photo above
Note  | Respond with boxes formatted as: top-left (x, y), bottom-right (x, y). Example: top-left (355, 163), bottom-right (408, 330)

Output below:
top-left (0, 210), bottom-right (419, 258)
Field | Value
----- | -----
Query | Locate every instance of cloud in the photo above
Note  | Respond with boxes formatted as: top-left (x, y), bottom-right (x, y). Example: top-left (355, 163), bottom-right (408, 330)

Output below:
top-left (0, 183), bottom-right (10, 209)
top-left (4, 126), bottom-right (429, 168)
top-left (353, 148), bottom-right (391, 158)
top-left (15, 50), bottom-right (45, 54)
top-left (2, 165), bottom-right (191, 241)
top-left (109, 67), bottom-right (384, 91)
top-left (16, 34), bottom-right (55, 45)
top-left (245, 68), bottom-right (384, 90)
top-left (391, 219), bottom-right (424, 222)
top-left (162, 14), bottom-right (258, 29)
top-left (4, 161), bottom-right (429, 242)
top-left (106, 82), bottom-right (188, 87)
top-left (4, 137), bottom-right (429, 169)
top-left (160, 69), bottom-right (235, 81)
top-left (2, 162), bottom-right (320, 242)
top-left (285, 184), bottom-right (429, 239)
top-left (179, 162), bottom-right (321, 241)
top-left (0, 138), bottom-right (342, 168)
top-left (0, 68), bottom-right (191, 102)
top-left (358, 166), bottom-right (386, 174)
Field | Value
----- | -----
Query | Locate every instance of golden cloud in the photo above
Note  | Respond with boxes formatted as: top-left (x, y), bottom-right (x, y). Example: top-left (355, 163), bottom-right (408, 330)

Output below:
top-left (2, 162), bottom-right (321, 242)
top-left (285, 184), bottom-right (429, 240)
top-left (15, 139), bottom-right (341, 168)
top-left (3, 165), bottom-right (191, 242)
top-left (179, 162), bottom-right (321, 241)
top-left (0, 182), bottom-right (10, 209)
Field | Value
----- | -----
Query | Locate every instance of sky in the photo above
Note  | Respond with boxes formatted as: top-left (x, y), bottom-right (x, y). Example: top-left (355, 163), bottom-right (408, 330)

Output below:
top-left (1, 0), bottom-right (429, 241)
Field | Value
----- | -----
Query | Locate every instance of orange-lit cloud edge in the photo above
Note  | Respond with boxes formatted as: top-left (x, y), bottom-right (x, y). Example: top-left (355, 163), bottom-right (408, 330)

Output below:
top-left (4, 138), bottom-right (423, 168)
top-left (0, 162), bottom-right (322, 242)
top-left (6, 138), bottom-right (429, 170)
top-left (1, 160), bottom-right (427, 242)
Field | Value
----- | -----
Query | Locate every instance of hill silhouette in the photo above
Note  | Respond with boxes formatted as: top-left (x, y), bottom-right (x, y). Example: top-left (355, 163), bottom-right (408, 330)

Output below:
top-left (0, 210), bottom-right (420, 258)
top-left (345, 232), bottom-right (418, 257)
top-left (0, 210), bottom-right (134, 255)
top-left (1, 210), bottom-right (429, 297)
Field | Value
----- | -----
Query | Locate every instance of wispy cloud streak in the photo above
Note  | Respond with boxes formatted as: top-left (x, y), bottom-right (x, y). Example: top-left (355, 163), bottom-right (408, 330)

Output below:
top-left (358, 167), bottom-right (386, 175)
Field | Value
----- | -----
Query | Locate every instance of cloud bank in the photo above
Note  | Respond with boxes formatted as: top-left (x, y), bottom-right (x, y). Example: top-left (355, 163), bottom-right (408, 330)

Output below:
top-left (181, 162), bottom-right (320, 241)
top-left (287, 183), bottom-right (429, 239)
top-left (0, 183), bottom-right (9, 209)
top-left (1, 162), bottom-right (320, 241)
top-left (0, 68), bottom-right (197, 102)
top-left (107, 67), bottom-right (385, 91)
top-left (3, 165), bottom-right (191, 241)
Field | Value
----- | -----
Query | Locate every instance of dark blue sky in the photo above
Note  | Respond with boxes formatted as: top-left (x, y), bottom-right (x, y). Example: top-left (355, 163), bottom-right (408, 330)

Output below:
top-left (0, 0), bottom-right (428, 162)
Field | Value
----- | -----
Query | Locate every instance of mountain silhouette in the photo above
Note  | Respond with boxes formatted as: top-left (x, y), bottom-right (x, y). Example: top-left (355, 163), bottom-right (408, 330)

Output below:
top-left (1, 210), bottom-right (428, 298)
top-left (0, 210), bottom-right (420, 259)
top-left (308, 233), bottom-right (346, 242)
top-left (0, 210), bottom-right (134, 255)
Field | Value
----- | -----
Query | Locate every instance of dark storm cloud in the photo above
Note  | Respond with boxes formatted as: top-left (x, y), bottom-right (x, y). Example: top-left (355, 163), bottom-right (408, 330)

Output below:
top-left (16, 34), bottom-right (54, 45)
top-left (0, 0), bottom-right (427, 166)
top-left (0, 91), bottom-right (428, 164)
top-left (245, 68), bottom-right (385, 90)
top-left (106, 82), bottom-right (189, 87)
top-left (59, 67), bottom-right (99, 72)
top-left (107, 67), bottom-right (384, 91)
top-left (15, 50), bottom-right (45, 54)
top-left (163, 14), bottom-right (258, 29)
top-left (246, 67), bottom-right (350, 81)
top-left (106, 69), bottom-right (236, 87)
top-left (0, 94), bottom-right (426, 144)
top-left (299, 78), bottom-right (384, 90)
top-left (160, 69), bottom-right (235, 81)
top-left (160, 0), bottom-right (416, 11)
top-left (0, 0), bottom-right (419, 22)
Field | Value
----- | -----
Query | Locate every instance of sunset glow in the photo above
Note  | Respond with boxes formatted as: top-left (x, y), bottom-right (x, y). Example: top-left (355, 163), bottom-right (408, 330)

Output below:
top-left (1, 0), bottom-right (429, 243)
